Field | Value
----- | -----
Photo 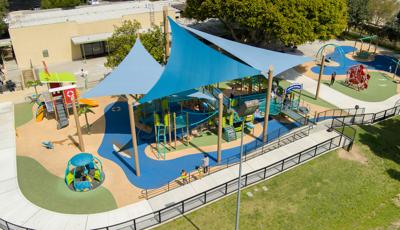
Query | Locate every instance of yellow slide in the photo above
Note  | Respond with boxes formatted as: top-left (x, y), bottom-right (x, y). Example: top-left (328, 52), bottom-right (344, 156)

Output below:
top-left (79, 98), bottom-right (99, 107)
top-left (36, 104), bottom-right (45, 122)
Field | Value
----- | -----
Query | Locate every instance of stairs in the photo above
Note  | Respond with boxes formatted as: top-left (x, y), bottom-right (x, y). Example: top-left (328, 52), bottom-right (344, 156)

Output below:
top-left (157, 125), bottom-right (167, 159)
top-left (21, 69), bottom-right (35, 87)
top-left (55, 98), bottom-right (69, 129)
top-left (223, 125), bottom-right (237, 142)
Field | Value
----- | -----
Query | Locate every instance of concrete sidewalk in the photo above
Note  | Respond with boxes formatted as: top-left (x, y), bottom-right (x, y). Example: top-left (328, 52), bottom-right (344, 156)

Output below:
top-left (279, 69), bottom-right (400, 113)
top-left (0, 100), bottom-right (343, 230)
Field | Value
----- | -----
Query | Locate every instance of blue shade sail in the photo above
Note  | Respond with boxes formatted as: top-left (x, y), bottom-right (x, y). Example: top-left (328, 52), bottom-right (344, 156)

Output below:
top-left (140, 18), bottom-right (261, 104)
top-left (83, 38), bottom-right (163, 98)
top-left (182, 24), bottom-right (311, 75)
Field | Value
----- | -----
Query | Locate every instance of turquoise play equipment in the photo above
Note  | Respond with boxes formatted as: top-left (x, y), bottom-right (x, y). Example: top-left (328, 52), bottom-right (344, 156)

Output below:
top-left (223, 125), bottom-right (237, 142)
top-left (64, 153), bottom-right (104, 192)
top-left (156, 125), bottom-right (167, 160)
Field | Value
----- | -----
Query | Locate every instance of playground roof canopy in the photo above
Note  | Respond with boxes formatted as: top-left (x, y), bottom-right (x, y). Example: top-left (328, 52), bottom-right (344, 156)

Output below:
top-left (39, 72), bottom-right (76, 83)
top-left (83, 38), bottom-right (163, 98)
top-left (140, 18), bottom-right (261, 103)
top-left (140, 18), bottom-right (311, 103)
top-left (182, 24), bottom-right (311, 75)
top-left (69, 153), bottom-right (93, 167)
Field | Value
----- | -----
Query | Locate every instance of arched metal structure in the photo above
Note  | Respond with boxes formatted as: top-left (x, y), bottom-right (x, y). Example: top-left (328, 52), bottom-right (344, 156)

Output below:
top-left (315, 44), bottom-right (346, 66)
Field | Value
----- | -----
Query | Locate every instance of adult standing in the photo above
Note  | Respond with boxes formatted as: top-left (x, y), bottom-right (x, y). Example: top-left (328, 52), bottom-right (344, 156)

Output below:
top-left (202, 154), bottom-right (209, 173)
top-left (330, 72), bottom-right (337, 86)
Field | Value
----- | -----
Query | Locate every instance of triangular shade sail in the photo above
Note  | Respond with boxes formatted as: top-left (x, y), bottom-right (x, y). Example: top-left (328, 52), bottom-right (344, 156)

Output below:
top-left (83, 39), bottom-right (163, 98)
top-left (140, 18), bottom-right (260, 104)
top-left (183, 25), bottom-right (311, 75)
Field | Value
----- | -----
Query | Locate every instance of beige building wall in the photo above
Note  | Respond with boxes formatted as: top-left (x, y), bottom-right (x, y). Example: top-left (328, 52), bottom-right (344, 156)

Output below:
top-left (9, 9), bottom-right (176, 69)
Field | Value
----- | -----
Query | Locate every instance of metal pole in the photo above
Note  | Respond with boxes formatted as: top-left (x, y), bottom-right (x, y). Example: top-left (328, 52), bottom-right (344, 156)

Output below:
top-left (262, 67), bottom-right (274, 143)
top-left (393, 62), bottom-right (398, 79)
top-left (127, 97), bottom-right (140, 176)
top-left (217, 93), bottom-right (223, 162)
top-left (186, 112), bottom-right (189, 144)
top-left (71, 97), bottom-right (85, 152)
top-left (315, 55), bottom-right (325, 100)
top-left (163, 6), bottom-right (170, 62)
top-left (173, 112), bottom-right (177, 148)
top-left (235, 120), bottom-right (245, 230)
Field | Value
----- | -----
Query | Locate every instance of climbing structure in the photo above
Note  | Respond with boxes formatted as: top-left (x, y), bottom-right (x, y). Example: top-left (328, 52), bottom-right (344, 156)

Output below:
top-left (345, 65), bottom-right (371, 91)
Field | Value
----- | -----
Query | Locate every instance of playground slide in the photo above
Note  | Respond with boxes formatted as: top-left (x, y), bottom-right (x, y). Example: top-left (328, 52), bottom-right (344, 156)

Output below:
top-left (79, 98), bottom-right (99, 107)
top-left (36, 103), bottom-right (45, 122)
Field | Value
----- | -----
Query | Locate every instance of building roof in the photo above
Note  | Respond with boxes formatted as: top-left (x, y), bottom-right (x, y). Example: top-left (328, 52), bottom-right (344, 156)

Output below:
top-left (82, 38), bottom-right (163, 98)
top-left (140, 18), bottom-right (260, 103)
top-left (8, 0), bottom-right (178, 29)
top-left (71, 32), bottom-right (113, 45)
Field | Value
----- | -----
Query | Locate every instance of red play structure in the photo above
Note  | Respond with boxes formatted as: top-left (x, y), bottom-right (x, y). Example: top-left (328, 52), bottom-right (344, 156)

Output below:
top-left (345, 64), bottom-right (371, 91)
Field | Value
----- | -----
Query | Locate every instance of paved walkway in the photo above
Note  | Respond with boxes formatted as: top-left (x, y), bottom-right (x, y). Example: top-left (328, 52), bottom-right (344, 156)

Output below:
top-left (279, 68), bottom-right (400, 113)
top-left (0, 100), bottom-right (342, 230)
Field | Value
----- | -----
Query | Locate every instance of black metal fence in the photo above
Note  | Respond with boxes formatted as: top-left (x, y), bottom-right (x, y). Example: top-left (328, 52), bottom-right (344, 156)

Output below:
top-left (141, 124), bottom-right (313, 199)
top-left (330, 105), bottom-right (400, 126)
top-left (316, 107), bottom-right (366, 122)
top-left (93, 134), bottom-right (346, 230)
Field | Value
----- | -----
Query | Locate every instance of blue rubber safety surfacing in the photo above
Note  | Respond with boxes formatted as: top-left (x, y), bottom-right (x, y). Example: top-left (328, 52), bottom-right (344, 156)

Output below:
top-left (311, 46), bottom-right (400, 76)
top-left (98, 102), bottom-right (300, 189)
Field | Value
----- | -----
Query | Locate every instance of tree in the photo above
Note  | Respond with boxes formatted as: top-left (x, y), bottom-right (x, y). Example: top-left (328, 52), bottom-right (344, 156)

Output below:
top-left (185, 0), bottom-right (348, 47)
top-left (0, 0), bottom-right (8, 35)
top-left (26, 80), bottom-right (42, 99)
top-left (348, 0), bottom-right (370, 30)
top-left (105, 20), bottom-right (165, 68)
top-left (78, 104), bottom-right (95, 134)
top-left (41, 0), bottom-right (81, 9)
top-left (367, 0), bottom-right (399, 26)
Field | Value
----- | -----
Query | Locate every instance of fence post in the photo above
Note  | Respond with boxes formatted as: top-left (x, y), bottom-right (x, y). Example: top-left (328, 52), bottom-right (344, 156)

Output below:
top-left (182, 201), bottom-right (185, 213)
top-left (204, 192), bottom-right (207, 203)
top-left (263, 167), bottom-right (267, 178)
top-left (298, 153), bottom-right (301, 163)
top-left (225, 183), bottom-right (228, 194)
top-left (133, 219), bottom-right (137, 230)
top-left (383, 110), bottom-right (387, 119)
top-left (281, 160), bottom-right (284, 171)
top-left (244, 174), bottom-right (248, 186)
top-left (313, 146), bottom-right (317, 156)
top-left (5, 221), bottom-right (10, 230)
top-left (329, 138), bottom-right (333, 150)
top-left (158, 211), bottom-right (162, 223)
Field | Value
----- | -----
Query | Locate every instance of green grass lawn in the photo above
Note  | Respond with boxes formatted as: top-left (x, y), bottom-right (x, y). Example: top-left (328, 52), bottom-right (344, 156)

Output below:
top-left (322, 72), bottom-right (398, 102)
top-left (17, 156), bottom-right (118, 214)
top-left (14, 102), bottom-right (33, 127)
top-left (279, 80), bottom-right (338, 109)
top-left (156, 117), bottom-right (400, 230)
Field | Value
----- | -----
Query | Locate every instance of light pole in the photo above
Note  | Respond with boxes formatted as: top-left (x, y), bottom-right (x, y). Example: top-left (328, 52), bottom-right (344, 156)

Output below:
top-left (235, 99), bottom-right (259, 230)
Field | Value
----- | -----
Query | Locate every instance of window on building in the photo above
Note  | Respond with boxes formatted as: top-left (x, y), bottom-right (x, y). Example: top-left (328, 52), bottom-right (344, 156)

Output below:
top-left (42, 49), bottom-right (49, 58)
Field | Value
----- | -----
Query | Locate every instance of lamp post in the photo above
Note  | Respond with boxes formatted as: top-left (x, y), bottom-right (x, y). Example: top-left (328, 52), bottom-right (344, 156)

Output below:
top-left (235, 99), bottom-right (259, 230)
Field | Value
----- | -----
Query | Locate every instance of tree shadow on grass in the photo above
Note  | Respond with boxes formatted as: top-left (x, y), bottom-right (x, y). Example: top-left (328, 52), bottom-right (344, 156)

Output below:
top-left (357, 118), bottom-right (400, 165)
top-left (387, 169), bottom-right (400, 181)
top-left (182, 214), bottom-right (200, 230)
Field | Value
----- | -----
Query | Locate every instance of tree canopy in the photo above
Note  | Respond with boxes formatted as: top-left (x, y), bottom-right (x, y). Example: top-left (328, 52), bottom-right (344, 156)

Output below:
top-left (41, 0), bottom-right (82, 9)
top-left (185, 0), bottom-right (348, 47)
top-left (367, 0), bottom-right (399, 26)
top-left (105, 20), bottom-right (165, 68)
top-left (0, 0), bottom-right (8, 35)
top-left (348, 0), bottom-right (369, 29)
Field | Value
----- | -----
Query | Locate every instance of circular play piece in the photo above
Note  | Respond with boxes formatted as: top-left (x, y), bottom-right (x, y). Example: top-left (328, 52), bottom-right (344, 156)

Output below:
top-left (65, 153), bottom-right (105, 192)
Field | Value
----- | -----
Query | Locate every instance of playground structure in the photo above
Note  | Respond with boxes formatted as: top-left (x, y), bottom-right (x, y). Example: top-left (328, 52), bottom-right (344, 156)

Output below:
top-left (352, 35), bottom-right (378, 59)
top-left (316, 44), bottom-right (346, 66)
top-left (65, 153), bottom-right (104, 192)
top-left (345, 64), bottom-right (371, 91)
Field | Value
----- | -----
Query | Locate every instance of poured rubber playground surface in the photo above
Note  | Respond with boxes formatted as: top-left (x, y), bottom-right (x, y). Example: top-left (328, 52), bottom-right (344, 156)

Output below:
top-left (311, 46), bottom-right (400, 76)
top-left (98, 101), bottom-right (300, 189)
